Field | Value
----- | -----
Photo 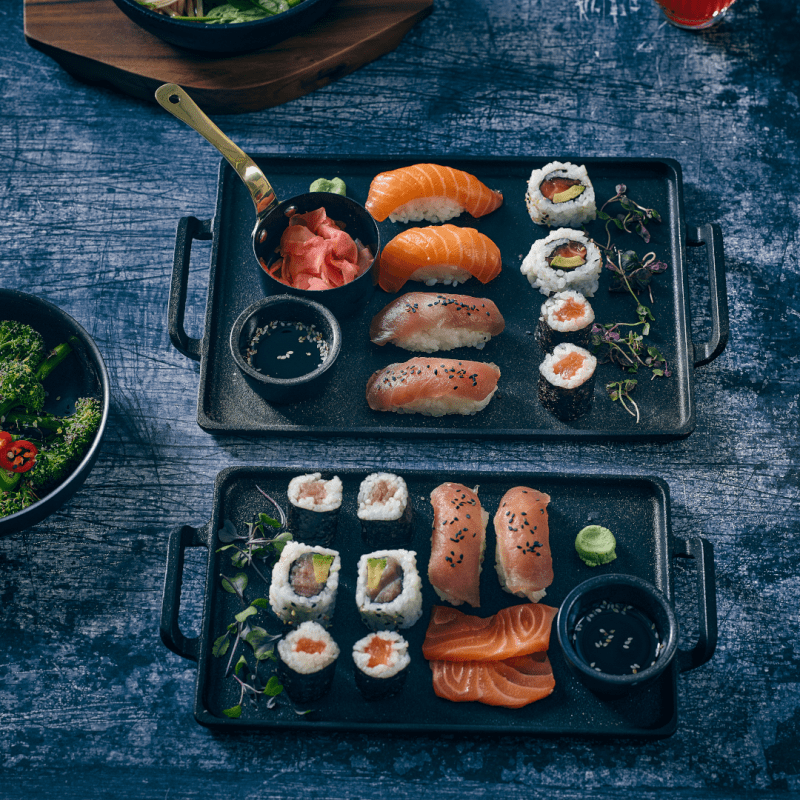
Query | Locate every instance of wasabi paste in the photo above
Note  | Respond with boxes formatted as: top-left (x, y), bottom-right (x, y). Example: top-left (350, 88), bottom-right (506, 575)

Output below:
top-left (309, 177), bottom-right (347, 196)
top-left (575, 525), bottom-right (617, 567)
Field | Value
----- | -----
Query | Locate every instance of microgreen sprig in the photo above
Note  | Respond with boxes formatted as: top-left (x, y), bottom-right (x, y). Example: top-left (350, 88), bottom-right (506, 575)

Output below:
top-left (606, 379), bottom-right (640, 422)
top-left (597, 183), bottom-right (662, 248)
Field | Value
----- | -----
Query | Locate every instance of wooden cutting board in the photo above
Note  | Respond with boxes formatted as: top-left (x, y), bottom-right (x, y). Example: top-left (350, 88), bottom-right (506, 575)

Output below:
top-left (23, 0), bottom-right (433, 113)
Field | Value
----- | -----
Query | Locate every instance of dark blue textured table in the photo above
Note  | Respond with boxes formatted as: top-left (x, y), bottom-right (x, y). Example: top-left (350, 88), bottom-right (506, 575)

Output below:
top-left (1, 0), bottom-right (799, 797)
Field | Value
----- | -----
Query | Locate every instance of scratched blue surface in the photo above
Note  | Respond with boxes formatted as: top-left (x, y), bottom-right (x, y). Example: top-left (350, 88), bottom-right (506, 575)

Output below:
top-left (1, 0), bottom-right (799, 797)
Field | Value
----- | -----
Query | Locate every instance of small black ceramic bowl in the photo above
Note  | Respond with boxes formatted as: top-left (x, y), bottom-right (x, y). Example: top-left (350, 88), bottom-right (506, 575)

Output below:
top-left (112, 0), bottom-right (335, 55)
top-left (255, 192), bottom-right (380, 320)
top-left (0, 290), bottom-right (110, 537)
top-left (556, 574), bottom-right (680, 697)
top-left (230, 295), bottom-right (341, 404)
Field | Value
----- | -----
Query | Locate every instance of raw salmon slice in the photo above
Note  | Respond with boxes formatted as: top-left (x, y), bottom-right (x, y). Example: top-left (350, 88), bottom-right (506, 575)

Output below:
top-left (366, 358), bottom-right (501, 417)
top-left (422, 602), bottom-right (557, 661)
top-left (430, 652), bottom-right (555, 708)
top-left (378, 225), bottom-right (502, 294)
top-left (366, 163), bottom-right (503, 223)
top-left (494, 487), bottom-right (553, 603)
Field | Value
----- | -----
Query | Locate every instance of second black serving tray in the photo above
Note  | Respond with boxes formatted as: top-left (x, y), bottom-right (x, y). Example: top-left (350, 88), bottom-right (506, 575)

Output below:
top-left (168, 156), bottom-right (729, 439)
top-left (160, 466), bottom-right (717, 737)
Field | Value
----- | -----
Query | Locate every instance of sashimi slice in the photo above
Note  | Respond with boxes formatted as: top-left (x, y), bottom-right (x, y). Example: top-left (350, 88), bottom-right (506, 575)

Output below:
top-left (366, 163), bottom-right (504, 223)
top-left (422, 603), bottom-right (557, 661)
top-left (378, 225), bottom-right (502, 294)
top-left (369, 292), bottom-right (506, 353)
top-left (494, 487), bottom-right (554, 603)
top-left (428, 483), bottom-right (488, 608)
top-left (430, 652), bottom-right (555, 708)
top-left (366, 357), bottom-right (500, 417)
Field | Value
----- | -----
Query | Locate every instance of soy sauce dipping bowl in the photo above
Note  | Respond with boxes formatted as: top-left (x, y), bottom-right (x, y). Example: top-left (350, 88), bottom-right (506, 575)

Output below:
top-left (230, 295), bottom-right (341, 405)
top-left (555, 574), bottom-right (680, 697)
top-left (256, 192), bottom-right (380, 319)
top-left (111, 0), bottom-right (335, 55)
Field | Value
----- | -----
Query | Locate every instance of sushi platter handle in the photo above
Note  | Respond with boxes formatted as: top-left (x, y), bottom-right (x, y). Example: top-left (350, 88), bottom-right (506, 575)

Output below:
top-left (168, 216), bottom-right (212, 362)
top-left (673, 535), bottom-right (718, 672)
top-left (160, 522), bottom-right (213, 661)
top-left (688, 223), bottom-right (729, 367)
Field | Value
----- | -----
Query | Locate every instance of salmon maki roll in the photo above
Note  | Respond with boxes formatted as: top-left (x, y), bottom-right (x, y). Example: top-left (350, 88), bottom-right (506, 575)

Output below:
top-left (422, 603), bottom-right (557, 661)
top-left (430, 652), bottom-right (555, 708)
top-left (428, 483), bottom-right (488, 608)
top-left (494, 487), bottom-right (554, 603)
top-left (366, 163), bottom-right (503, 223)
top-left (370, 292), bottom-right (505, 353)
top-left (378, 225), bottom-right (502, 294)
top-left (366, 357), bottom-right (500, 417)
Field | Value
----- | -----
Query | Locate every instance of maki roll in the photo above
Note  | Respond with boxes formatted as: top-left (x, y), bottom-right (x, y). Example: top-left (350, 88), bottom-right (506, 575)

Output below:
top-left (352, 631), bottom-right (411, 700)
top-left (277, 621), bottom-right (340, 703)
top-left (269, 541), bottom-right (341, 627)
top-left (525, 162), bottom-right (596, 228)
top-left (538, 343), bottom-right (597, 422)
top-left (287, 473), bottom-right (342, 546)
top-left (357, 472), bottom-right (414, 547)
top-left (537, 290), bottom-right (595, 351)
top-left (355, 549), bottom-right (424, 631)
top-left (521, 228), bottom-right (602, 297)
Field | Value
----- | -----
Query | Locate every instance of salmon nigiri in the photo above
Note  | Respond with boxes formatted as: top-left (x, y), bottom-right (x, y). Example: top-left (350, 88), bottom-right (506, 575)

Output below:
top-left (494, 487), bottom-right (553, 603)
top-left (366, 358), bottom-right (500, 417)
top-left (430, 652), bottom-right (555, 708)
top-left (378, 225), bottom-right (502, 294)
top-left (369, 292), bottom-right (506, 353)
top-left (428, 483), bottom-right (488, 608)
top-left (422, 603), bottom-right (557, 661)
top-left (366, 163), bottom-right (503, 223)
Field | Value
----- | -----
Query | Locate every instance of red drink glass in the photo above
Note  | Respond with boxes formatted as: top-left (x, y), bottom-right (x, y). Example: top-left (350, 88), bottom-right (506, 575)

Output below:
top-left (653, 0), bottom-right (736, 29)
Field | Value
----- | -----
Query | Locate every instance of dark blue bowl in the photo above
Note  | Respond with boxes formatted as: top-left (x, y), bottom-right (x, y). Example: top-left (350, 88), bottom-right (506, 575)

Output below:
top-left (111, 0), bottom-right (336, 55)
top-left (0, 290), bottom-right (110, 536)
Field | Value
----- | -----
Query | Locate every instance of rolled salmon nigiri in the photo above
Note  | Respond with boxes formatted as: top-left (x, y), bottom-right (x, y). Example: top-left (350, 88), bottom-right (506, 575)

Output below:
top-left (494, 487), bottom-right (553, 603)
top-left (365, 357), bottom-right (501, 417)
top-left (369, 292), bottom-right (505, 353)
top-left (428, 483), bottom-right (488, 608)
top-left (377, 225), bottom-right (502, 294)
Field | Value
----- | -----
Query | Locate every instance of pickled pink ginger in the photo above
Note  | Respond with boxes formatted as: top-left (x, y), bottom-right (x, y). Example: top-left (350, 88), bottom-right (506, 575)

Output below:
top-left (264, 207), bottom-right (373, 291)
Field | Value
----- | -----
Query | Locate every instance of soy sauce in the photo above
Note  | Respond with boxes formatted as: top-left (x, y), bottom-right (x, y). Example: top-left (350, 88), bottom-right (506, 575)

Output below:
top-left (572, 600), bottom-right (660, 675)
top-left (246, 321), bottom-right (329, 380)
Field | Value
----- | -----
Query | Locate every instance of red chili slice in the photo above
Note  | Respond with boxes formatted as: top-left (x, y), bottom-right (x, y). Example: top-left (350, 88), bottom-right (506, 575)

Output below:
top-left (0, 439), bottom-right (38, 473)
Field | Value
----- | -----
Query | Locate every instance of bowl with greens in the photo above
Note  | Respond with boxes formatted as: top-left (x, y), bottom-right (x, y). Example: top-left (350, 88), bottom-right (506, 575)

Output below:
top-left (112, 0), bottom-right (336, 54)
top-left (0, 290), bottom-right (110, 536)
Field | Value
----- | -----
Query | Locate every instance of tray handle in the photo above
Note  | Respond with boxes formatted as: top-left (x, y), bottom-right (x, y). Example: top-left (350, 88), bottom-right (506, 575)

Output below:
top-left (168, 216), bottom-right (212, 362)
top-left (672, 535), bottom-right (718, 672)
top-left (160, 522), bottom-right (212, 662)
top-left (687, 223), bottom-right (729, 367)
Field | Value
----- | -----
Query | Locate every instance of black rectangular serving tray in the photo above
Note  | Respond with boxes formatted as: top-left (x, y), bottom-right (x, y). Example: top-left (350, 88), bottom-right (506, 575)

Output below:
top-left (161, 467), bottom-right (716, 737)
top-left (168, 156), bottom-right (729, 439)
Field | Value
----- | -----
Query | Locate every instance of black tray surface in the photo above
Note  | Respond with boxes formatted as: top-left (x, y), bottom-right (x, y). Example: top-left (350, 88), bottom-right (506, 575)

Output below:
top-left (183, 156), bottom-right (705, 439)
top-left (176, 467), bottom-right (683, 736)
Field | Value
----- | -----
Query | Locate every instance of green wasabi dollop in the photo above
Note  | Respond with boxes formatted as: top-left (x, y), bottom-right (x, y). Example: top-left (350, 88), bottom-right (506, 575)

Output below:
top-left (575, 525), bottom-right (617, 567)
top-left (309, 177), bottom-right (347, 196)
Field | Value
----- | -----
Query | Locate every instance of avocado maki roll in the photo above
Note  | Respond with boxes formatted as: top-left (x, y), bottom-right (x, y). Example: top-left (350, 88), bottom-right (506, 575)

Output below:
top-left (525, 162), bottom-right (596, 228)
top-left (521, 228), bottom-right (602, 298)
top-left (355, 549), bottom-right (423, 631)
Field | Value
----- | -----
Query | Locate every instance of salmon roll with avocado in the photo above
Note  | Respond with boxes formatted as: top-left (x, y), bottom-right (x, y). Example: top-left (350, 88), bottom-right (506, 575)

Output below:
top-left (538, 343), bottom-right (597, 421)
top-left (355, 549), bottom-right (423, 631)
top-left (525, 161), bottom-right (596, 228)
top-left (269, 541), bottom-right (341, 627)
top-left (521, 228), bottom-right (602, 297)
